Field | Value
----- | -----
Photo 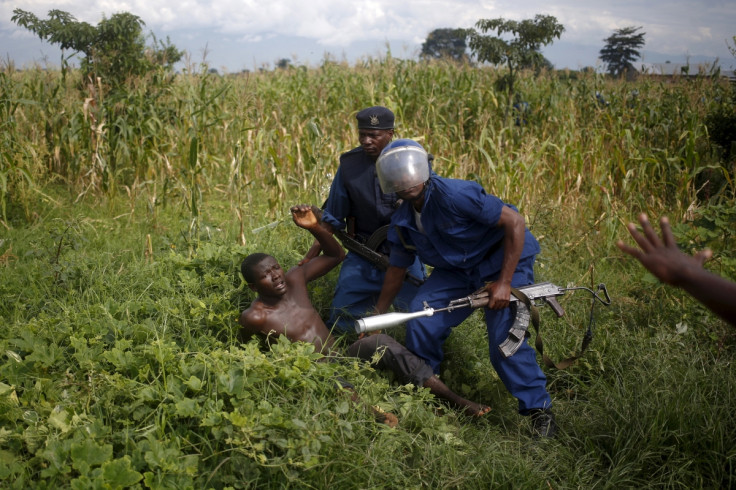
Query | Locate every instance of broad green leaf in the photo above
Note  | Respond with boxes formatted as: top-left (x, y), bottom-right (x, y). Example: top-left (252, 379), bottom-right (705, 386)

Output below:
top-left (184, 375), bottom-right (203, 391)
top-left (71, 439), bottom-right (113, 470)
top-left (48, 408), bottom-right (72, 433)
top-left (0, 382), bottom-right (15, 396)
top-left (174, 397), bottom-right (200, 417)
top-left (335, 400), bottom-right (350, 414)
top-left (101, 456), bottom-right (143, 488)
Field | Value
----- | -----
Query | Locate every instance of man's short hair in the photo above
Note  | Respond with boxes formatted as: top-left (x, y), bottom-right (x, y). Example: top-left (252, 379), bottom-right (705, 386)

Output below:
top-left (356, 106), bottom-right (394, 130)
top-left (241, 253), bottom-right (272, 284)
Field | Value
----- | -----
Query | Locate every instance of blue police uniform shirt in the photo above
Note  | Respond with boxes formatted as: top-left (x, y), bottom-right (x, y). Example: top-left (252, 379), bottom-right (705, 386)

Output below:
top-left (386, 176), bottom-right (540, 277)
top-left (321, 147), bottom-right (399, 241)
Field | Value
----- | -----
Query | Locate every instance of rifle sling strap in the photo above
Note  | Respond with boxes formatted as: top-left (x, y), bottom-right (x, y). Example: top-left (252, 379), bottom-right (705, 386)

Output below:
top-left (510, 287), bottom-right (592, 371)
top-left (365, 225), bottom-right (390, 251)
top-left (394, 225), bottom-right (417, 252)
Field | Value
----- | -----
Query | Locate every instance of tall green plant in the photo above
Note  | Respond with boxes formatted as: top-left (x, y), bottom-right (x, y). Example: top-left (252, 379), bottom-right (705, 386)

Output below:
top-left (2, 57), bottom-right (731, 232)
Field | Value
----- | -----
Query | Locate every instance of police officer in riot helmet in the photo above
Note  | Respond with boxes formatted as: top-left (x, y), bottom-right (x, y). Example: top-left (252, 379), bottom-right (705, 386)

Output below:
top-left (374, 139), bottom-right (558, 438)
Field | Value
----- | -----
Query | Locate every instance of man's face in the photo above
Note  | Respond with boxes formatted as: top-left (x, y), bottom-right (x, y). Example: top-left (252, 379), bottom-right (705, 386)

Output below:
top-left (359, 129), bottom-right (393, 158)
top-left (396, 182), bottom-right (426, 205)
top-left (249, 256), bottom-right (287, 297)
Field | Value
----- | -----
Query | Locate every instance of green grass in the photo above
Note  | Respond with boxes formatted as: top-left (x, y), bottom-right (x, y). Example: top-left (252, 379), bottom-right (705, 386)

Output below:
top-left (1, 58), bottom-right (735, 488)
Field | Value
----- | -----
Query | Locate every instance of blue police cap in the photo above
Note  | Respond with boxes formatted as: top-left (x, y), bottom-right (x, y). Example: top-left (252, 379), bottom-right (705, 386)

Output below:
top-left (356, 106), bottom-right (394, 130)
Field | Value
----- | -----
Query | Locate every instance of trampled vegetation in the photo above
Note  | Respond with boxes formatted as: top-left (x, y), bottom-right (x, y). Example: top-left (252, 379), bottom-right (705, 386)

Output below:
top-left (1, 57), bottom-right (735, 488)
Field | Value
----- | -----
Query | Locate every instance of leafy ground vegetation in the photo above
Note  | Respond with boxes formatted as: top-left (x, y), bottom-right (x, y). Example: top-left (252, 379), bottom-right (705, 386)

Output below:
top-left (1, 57), bottom-right (735, 488)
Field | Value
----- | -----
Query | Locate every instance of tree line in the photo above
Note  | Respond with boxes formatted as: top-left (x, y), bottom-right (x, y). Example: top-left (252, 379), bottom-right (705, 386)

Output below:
top-left (13, 8), bottom-right (647, 89)
top-left (422, 20), bottom-right (647, 78)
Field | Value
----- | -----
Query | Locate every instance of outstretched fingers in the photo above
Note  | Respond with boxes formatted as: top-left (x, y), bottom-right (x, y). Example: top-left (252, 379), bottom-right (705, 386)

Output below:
top-left (693, 248), bottom-right (713, 266)
top-left (616, 239), bottom-right (642, 260)
top-left (637, 213), bottom-right (664, 250)
top-left (657, 216), bottom-right (678, 249)
top-left (620, 221), bottom-right (651, 257)
top-left (290, 203), bottom-right (318, 229)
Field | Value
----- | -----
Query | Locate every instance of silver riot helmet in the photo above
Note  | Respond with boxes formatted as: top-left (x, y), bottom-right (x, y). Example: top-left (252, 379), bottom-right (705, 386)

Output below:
top-left (376, 139), bottom-right (430, 193)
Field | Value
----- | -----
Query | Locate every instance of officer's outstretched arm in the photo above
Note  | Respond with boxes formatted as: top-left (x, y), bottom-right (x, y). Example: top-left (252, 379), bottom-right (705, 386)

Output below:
top-left (375, 265), bottom-right (406, 314)
top-left (486, 206), bottom-right (525, 309)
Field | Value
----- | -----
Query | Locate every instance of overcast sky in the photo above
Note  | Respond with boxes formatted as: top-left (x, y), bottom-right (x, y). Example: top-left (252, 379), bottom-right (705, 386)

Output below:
top-left (2, 0), bottom-right (734, 72)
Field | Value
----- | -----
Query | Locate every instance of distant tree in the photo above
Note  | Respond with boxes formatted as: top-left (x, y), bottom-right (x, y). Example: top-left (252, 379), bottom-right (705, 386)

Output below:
top-left (148, 33), bottom-right (185, 69)
top-left (599, 26), bottom-right (646, 78)
top-left (421, 28), bottom-right (469, 62)
top-left (11, 9), bottom-right (182, 86)
top-left (276, 58), bottom-right (292, 70)
top-left (468, 15), bottom-right (564, 98)
top-left (521, 54), bottom-right (553, 72)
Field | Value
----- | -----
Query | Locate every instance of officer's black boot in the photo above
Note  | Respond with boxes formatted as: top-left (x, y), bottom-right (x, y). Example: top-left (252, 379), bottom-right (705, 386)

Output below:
top-left (529, 409), bottom-right (557, 439)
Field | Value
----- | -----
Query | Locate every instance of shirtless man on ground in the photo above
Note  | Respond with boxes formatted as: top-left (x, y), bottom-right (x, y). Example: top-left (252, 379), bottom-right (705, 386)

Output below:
top-left (238, 204), bottom-right (490, 419)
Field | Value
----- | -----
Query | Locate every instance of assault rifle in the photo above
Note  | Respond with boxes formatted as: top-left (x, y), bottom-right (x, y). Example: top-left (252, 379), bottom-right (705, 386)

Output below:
top-left (332, 228), bottom-right (425, 287)
top-left (312, 207), bottom-right (424, 287)
top-left (354, 281), bottom-right (611, 334)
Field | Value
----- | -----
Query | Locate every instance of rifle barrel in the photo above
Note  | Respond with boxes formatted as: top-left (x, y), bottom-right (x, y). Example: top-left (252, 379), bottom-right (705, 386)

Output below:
top-left (354, 309), bottom-right (435, 334)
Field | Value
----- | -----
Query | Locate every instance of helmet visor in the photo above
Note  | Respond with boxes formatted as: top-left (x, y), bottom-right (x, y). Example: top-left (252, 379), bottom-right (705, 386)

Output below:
top-left (377, 145), bottom-right (430, 193)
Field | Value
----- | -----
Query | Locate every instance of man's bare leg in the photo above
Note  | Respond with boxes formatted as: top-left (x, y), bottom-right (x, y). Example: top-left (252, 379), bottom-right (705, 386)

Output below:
top-left (338, 381), bottom-right (399, 428)
top-left (423, 375), bottom-right (491, 417)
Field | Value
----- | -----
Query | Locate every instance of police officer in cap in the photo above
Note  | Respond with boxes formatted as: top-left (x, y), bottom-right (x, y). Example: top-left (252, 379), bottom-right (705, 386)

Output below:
top-left (300, 106), bottom-right (426, 334)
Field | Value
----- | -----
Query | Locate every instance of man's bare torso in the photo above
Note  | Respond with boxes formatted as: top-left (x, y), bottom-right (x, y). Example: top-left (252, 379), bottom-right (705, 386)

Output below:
top-left (240, 266), bottom-right (334, 353)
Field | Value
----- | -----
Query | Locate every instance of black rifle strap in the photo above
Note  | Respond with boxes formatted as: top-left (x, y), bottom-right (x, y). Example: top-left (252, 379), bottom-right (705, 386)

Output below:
top-left (365, 225), bottom-right (390, 251)
top-left (394, 225), bottom-right (417, 252)
top-left (510, 287), bottom-right (592, 370)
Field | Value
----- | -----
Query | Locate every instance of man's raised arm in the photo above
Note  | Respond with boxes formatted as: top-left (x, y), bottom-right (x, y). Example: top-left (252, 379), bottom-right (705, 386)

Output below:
top-left (290, 204), bottom-right (345, 282)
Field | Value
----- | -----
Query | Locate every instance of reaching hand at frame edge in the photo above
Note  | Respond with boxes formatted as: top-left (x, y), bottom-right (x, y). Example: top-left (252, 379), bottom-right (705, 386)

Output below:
top-left (616, 213), bottom-right (736, 327)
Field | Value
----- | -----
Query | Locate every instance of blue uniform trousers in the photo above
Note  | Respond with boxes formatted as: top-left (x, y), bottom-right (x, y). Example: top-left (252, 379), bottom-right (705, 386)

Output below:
top-left (328, 252), bottom-right (425, 334)
top-left (404, 256), bottom-right (551, 414)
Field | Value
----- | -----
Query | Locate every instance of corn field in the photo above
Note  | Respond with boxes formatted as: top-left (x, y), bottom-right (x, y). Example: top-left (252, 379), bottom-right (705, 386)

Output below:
top-left (2, 58), bottom-right (733, 227)
top-left (1, 58), bottom-right (735, 488)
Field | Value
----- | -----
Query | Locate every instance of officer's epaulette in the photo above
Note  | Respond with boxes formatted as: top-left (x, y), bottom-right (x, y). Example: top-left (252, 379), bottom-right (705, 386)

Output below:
top-left (341, 146), bottom-right (364, 158)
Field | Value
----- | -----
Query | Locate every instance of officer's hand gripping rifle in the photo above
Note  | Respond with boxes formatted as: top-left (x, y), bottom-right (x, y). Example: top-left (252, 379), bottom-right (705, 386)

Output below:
top-left (355, 282), bottom-right (611, 360)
